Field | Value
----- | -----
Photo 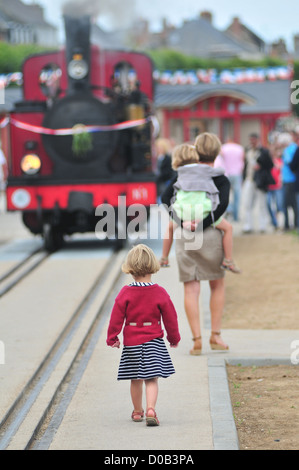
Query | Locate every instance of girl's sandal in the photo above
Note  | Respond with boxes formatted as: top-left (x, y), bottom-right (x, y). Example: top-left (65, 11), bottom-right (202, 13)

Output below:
top-left (131, 409), bottom-right (144, 422)
top-left (210, 331), bottom-right (229, 351)
top-left (146, 408), bottom-right (160, 426)
top-left (190, 336), bottom-right (202, 356)
top-left (221, 258), bottom-right (241, 274)
top-left (159, 257), bottom-right (170, 267)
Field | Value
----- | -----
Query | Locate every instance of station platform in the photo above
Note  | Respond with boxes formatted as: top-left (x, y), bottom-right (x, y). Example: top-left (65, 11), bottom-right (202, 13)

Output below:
top-left (42, 250), bottom-right (298, 452)
top-left (1, 210), bottom-right (298, 452)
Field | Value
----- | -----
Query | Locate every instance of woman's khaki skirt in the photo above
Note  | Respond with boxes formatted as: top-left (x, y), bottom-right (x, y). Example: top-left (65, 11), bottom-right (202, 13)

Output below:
top-left (175, 226), bottom-right (225, 282)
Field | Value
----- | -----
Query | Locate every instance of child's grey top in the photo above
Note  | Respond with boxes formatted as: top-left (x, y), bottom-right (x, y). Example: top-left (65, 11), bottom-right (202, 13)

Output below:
top-left (173, 164), bottom-right (224, 211)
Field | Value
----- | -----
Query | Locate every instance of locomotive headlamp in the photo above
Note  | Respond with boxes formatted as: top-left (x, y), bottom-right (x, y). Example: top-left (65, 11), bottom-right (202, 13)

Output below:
top-left (68, 59), bottom-right (88, 80)
top-left (21, 154), bottom-right (41, 175)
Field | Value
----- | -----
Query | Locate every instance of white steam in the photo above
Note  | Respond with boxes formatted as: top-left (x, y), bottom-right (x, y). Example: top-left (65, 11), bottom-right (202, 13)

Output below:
top-left (63, 0), bottom-right (137, 28)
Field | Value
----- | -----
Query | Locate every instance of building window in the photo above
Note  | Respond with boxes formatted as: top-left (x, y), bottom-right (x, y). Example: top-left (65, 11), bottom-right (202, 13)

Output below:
top-left (222, 119), bottom-right (234, 142)
top-left (39, 64), bottom-right (62, 98)
top-left (189, 119), bottom-right (208, 141)
top-left (215, 98), bottom-right (221, 110)
top-left (228, 101), bottom-right (236, 113)
top-left (112, 62), bottom-right (138, 94)
top-left (170, 119), bottom-right (184, 144)
top-left (201, 100), bottom-right (209, 111)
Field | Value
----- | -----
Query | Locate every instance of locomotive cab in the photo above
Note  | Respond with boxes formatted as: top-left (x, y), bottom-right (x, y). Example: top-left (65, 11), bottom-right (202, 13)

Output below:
top-left (5, 15), bottom-right (157, 251)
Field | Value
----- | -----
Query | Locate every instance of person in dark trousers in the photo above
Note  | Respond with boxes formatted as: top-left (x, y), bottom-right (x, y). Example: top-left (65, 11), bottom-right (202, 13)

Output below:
top-left (289, 130), bottom-right (299, 233)
top-left (242, 133), bottom-right (274, 233)
top-left (279, 132), bottom-right (298, 230)
top-left (156, 138), bottom-right (176, 200)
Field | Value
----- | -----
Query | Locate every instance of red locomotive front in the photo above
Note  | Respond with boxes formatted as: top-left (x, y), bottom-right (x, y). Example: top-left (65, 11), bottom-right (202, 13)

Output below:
top-left (4, 15), bottom-right (157, 250)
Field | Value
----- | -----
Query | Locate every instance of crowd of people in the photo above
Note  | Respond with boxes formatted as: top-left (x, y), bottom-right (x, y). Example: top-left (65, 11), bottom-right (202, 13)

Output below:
top-left (221, 129), bottom-right (299, 234)
top-left (156, 129), bottom-right (299, 235)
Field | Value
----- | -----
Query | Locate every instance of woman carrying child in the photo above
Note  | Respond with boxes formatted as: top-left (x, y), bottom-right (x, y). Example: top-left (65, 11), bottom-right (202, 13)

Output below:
top-left (161, 133), bottom-right (235, 355)
top-left (160, 141), bottom-right (240, 274)
top-left (107, 244), bottom-right (180, 426)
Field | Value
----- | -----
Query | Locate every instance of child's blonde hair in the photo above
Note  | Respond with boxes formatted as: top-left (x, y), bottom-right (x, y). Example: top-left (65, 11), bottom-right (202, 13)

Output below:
top-left (194, 132), bottom-right (222, 163)
top-left (122, 244), bottom-right (160, 278)
top-left (171, 143), bottom-right (199, 170)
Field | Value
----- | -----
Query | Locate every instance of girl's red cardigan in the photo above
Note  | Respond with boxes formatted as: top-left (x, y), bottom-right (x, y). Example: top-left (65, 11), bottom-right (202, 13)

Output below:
top-left (106, 284), bottom-right (181, 347)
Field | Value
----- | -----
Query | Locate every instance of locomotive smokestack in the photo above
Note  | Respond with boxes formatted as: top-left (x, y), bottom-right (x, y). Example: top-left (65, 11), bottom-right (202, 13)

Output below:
top-left (64, 15), bottom-right (91, 94)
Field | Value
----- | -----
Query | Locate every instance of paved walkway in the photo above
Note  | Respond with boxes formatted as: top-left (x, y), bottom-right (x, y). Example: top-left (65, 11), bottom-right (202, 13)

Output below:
top-left (1, 210), bottom-right (298, 451)
top-left (47, 250), bottom-right (299, 451)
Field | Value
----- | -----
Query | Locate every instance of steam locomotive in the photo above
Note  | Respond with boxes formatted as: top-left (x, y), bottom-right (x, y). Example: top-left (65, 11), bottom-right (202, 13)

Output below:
top-left (3, 15), bottom-right (157, 250)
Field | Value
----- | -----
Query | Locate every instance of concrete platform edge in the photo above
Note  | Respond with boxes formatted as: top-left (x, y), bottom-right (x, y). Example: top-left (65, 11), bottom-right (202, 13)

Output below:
top-left (208, 358), bottom-right (239, 451)
top-left (208, 356), bottom-right (297, 451)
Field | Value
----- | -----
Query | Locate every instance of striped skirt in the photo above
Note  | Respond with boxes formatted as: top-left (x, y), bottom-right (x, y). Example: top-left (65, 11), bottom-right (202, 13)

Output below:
top-left (117, 338), bottom-right (175, 381)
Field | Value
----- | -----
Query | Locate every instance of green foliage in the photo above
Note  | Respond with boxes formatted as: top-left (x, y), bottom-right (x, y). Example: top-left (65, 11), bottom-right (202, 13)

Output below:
top-left (72, 129), bottom-right (93, 158)
top-left (0, 41), bottom-right (52, 73)
top-left (147, 48), bottom-right (287, 72)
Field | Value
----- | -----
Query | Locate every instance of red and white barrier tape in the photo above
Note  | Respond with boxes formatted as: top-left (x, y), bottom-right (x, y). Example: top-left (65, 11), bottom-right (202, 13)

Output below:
top-left (0, 117), bottom-right (9, 128)
top-left (0, 116), bottom-right (151, 135)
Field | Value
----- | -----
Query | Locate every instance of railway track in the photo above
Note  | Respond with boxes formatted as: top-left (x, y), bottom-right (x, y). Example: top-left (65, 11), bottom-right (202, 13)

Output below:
top-left (0, 248), bottom-right (49, 298)
top-left (0, 245), bottom-right (127, 450)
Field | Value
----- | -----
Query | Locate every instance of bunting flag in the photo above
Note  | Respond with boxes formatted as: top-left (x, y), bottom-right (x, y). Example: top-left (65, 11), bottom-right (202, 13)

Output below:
top-left (154, 65), bottom-right (293, 85)
top-left (0, 72), bottom-right (23, 88)
top-left (0, 116), bottom-right (152, 135)
top-left (0, 66), bottom-right (294, 90)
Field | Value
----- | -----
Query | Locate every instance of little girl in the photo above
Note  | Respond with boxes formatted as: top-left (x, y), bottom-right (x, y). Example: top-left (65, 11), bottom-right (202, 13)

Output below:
top-left (160, 137), bottom-right (241, 273)
top-left (107, 244), bottom-right (180, 426)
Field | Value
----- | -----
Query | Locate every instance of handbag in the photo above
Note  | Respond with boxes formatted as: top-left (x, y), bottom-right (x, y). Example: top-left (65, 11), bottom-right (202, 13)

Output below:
top-left (254, 169), bottom-right (275, 191)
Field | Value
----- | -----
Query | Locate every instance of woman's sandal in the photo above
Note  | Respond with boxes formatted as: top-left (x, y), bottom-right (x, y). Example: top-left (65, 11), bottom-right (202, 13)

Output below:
top-left (159, 257), bottom-right (170, 267)
top-left (146, 408), bottom-right (160, 426)
top-left (190, 336), bottom-right (202, 356)
top-left (131, 409), bottom-right (144, 422)
top-left (221, 258), bottom-right (241, 274)
top-left (210, 331), bottom-right (229, 351)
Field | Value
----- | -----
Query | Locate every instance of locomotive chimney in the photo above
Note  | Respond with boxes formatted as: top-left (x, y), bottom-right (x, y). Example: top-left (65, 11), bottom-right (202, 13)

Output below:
top-left (64, 15), bottom-right (91, 94)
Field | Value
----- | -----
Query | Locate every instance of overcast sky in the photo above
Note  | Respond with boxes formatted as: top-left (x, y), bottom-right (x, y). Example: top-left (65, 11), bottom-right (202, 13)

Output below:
top-left (25, 0), bottom-right (299, 50)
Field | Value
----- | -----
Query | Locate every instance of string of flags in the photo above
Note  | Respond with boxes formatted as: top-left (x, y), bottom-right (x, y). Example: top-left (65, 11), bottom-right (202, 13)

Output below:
top-left (0, 72), bottom-right (23, 88)
top-left (153, 65), bottom-right (293, 85)
top-left (0, 65), bottom-right (293, 89)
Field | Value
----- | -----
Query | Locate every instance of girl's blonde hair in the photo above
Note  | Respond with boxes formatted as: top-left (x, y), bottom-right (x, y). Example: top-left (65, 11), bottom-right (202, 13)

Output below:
top-left (194, 132), bottom-right (221, 163)
top-left (171, 143), bottom-right (199, 170)
top-left (122, 244), bottom-right (160, 278)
